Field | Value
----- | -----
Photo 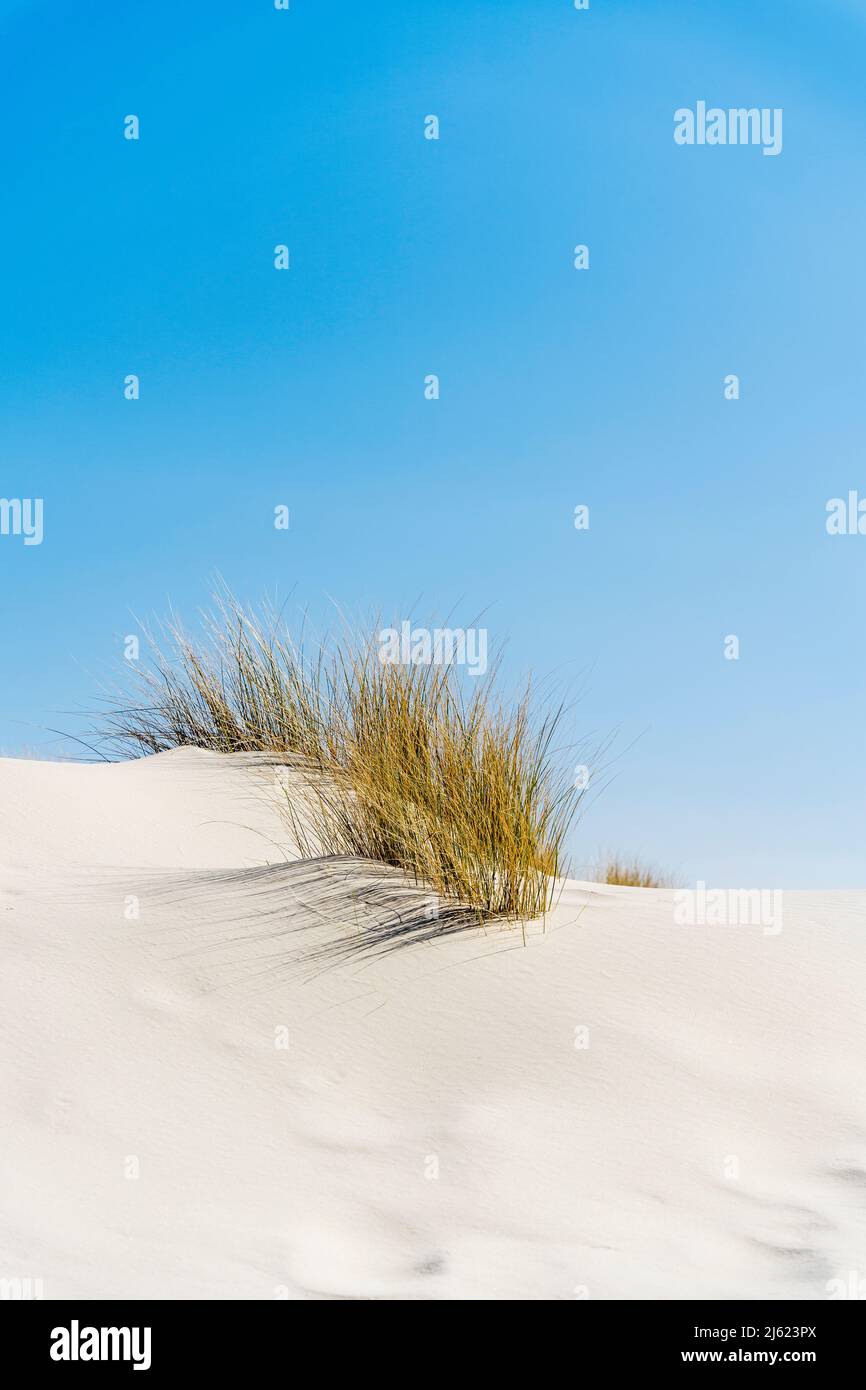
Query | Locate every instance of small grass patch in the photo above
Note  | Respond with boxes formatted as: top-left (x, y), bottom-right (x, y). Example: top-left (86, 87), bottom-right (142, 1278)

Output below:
top-left (593, 855), bottom-right (671, 888)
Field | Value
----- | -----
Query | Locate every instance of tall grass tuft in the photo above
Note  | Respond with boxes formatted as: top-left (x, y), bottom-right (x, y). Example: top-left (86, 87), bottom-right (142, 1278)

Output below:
top-left (101, 591), bottom-right (585, 922)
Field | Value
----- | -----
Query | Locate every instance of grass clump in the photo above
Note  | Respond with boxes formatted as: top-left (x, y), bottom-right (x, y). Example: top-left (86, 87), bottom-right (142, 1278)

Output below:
top-left (101, 591), bottom-right (584, 923)
top-left (594, 855), bottom-right (670, 888)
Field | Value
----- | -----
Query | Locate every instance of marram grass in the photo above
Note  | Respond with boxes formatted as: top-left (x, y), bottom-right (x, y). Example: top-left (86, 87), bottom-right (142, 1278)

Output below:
top-left (101, 592), bottom-right (585, 923)
top-left (594, 855), bottom-right (670, 889)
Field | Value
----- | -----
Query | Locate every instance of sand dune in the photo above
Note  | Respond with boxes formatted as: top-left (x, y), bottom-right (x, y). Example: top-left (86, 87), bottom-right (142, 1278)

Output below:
top-left (1, 748), bottom-right (864, 1299)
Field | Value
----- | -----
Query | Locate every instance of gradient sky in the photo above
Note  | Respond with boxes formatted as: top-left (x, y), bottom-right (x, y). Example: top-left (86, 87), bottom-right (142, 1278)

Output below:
top-left (1, 0), bottom-right (864, 887)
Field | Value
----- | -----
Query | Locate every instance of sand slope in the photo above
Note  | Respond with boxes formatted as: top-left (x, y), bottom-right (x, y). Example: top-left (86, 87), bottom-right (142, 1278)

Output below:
top-left (1, 748), bottom-right (864, 1299)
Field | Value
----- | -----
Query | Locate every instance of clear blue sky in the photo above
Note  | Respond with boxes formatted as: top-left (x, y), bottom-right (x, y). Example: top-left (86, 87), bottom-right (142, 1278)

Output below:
top-left (1, 0), bottom-right (864, 887)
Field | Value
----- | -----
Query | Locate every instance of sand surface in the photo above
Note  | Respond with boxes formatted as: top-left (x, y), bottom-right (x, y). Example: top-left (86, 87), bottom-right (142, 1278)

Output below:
top-left (1, 747), bottom-right (864, 1299)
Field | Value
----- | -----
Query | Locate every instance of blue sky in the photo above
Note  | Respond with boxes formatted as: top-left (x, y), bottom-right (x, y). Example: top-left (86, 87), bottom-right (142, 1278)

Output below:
top-left (1, 0), bottom-right (864, 886)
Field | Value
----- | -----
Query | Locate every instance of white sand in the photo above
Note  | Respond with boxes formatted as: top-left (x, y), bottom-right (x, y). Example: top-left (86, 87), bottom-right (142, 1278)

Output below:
top-left (1, 747), bottom-right (864, 1300)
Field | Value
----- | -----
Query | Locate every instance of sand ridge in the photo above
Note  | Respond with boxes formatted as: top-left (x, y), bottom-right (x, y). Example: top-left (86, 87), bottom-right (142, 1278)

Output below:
top-left (1, 749), bottom-right (864, 1299)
